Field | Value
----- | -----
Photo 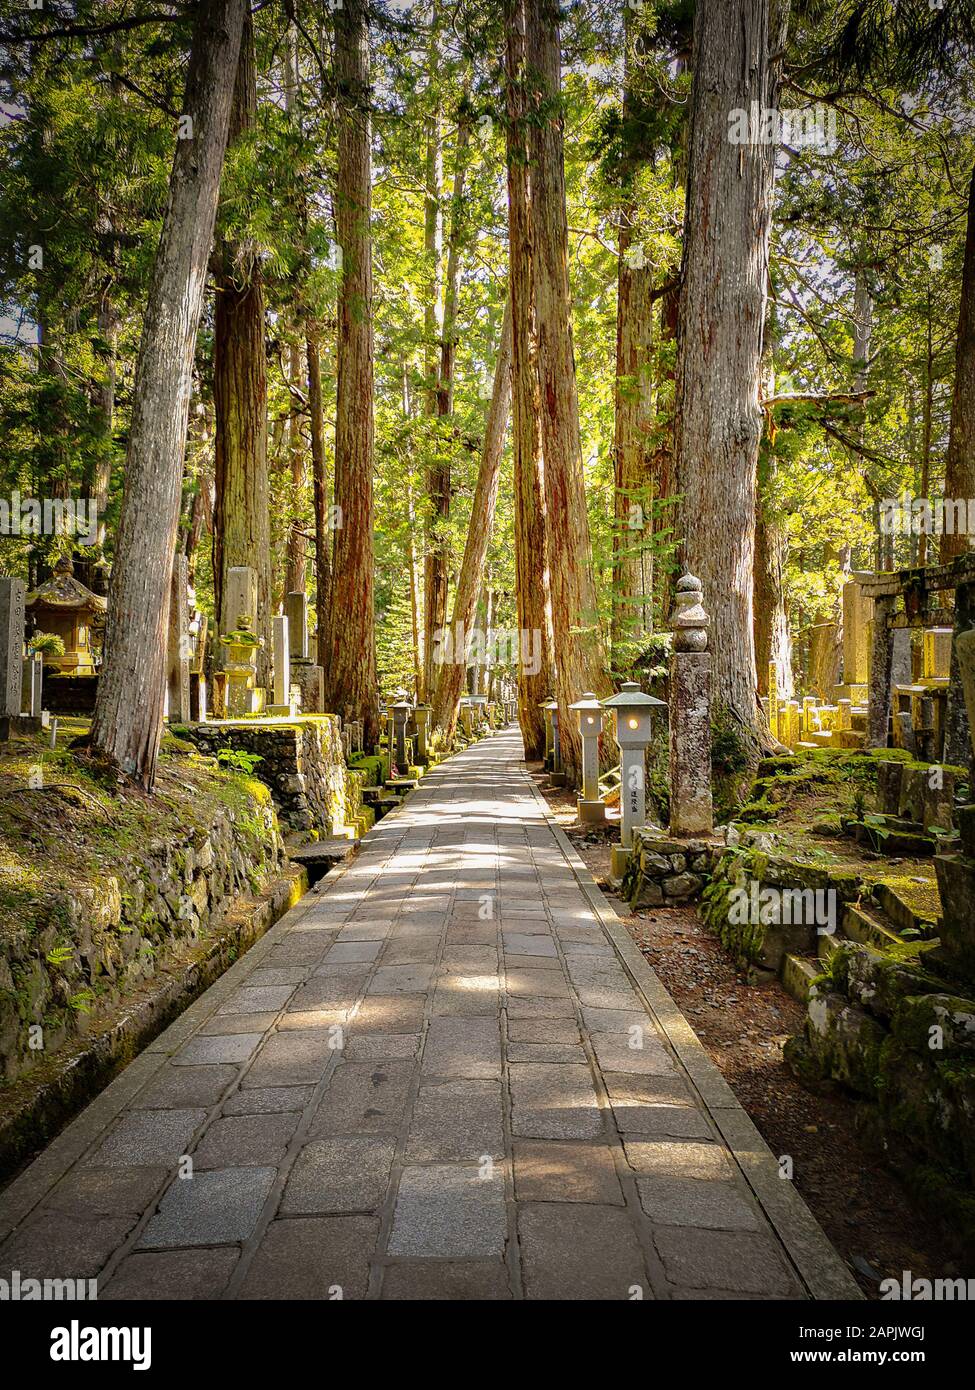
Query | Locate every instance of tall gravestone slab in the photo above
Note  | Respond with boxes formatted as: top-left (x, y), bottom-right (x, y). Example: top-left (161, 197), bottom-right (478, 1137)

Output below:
top-left (0, 577), bottom-right (26, 723)
top-left (225, 567), bottom-right (258, 635)
top-left (270, 614), bottom-right (291, 715)
top-left (166, 555), bottom-right (192, 723)
top-left (286, 592), bottom-right (309, 662)
top-left (669, 574), bottom-right (714, 836)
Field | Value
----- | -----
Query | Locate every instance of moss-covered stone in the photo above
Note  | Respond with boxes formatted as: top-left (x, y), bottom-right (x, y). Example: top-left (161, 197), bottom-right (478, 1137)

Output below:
top-left (892, 993), bottom-right (975, 1058)
top-left (804, 988), bottom-right (887, 1097)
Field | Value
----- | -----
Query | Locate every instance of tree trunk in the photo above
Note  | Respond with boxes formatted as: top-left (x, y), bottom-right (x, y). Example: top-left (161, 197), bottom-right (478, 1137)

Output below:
top-left (942, 161), bottom-right (975, 565)
top-left (90, 0), bottom-right (246, 787)
top-left (524, 0), bottom-right (610, 785)
top-left (421, 15), bottom-right (446, 700)
top-left (673, 0), bottom-right (789, 747)
top-left (307, 328), bottom-right (331, 651)
top-left (212, 11), bottom-right (271, 680)
top-left (321, 0), bottom-right (379, 745)
top-left (505, 0), bottom-right (553, 761)
top-left (754, 465), bottom-right (794, 699)
top-left (431, 300), bottom-right (513, 738)
top-left (611, 1), bottom-right (655, 669)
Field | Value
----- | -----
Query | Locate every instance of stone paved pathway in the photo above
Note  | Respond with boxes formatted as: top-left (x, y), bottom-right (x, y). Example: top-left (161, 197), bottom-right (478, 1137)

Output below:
top-left (0, 731), bottom-right (858, 1300)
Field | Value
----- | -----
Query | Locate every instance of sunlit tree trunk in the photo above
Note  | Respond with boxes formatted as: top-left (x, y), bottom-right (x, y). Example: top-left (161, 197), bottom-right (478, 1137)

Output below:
top-left (90, 0), bottom-right (246, 786)
top-left (431, 301), bottom-right (513, 738)
top-left (307, 328), bottom-right (331, 652)
top-left (505, 0), bottom-right (553, 761)
top-left (212, 12), bottom-right (271, 680)
top-left (524, 0), bottom-right (610, 785)
top-left (321, 0), bottom-right (379, 745)
top-left (673, 0), bottom-right (789, 748)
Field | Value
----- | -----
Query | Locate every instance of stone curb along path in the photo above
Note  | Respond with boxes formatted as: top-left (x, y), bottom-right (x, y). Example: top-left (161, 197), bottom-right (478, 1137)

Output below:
top-left (0, 730), bottom-right (862, 1301)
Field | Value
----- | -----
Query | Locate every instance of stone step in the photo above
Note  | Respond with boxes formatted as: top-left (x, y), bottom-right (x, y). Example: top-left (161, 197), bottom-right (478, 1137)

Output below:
top-left (871, 879), bottom-right (941, 937)
top-left (287, 838), bottom-right (358, 885)
top-left (782, 953), bottom-right (820, 1004)
top-left (376, 795), bottom-right (403, 816)
top-left (385, 777), bottom-right (418, 791)
top-left (842, 903), bottom-right (903, 952)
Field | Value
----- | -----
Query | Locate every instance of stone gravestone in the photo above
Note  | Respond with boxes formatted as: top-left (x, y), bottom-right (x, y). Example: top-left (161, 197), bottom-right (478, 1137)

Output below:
top-left (166, 555), bottom-right (192, 724)
top-left (270, 614), bottom-right (291, 716)
top-left (23, 653), bottom-right (43, 718)
top-left (286, 592), bottom-right (309, 662)
top-left (669, 574), bottom-right (714, 836)
top-left (0, 577), bottom-right (26, 733)
top-left (225, 567), bottom-right (258, 641)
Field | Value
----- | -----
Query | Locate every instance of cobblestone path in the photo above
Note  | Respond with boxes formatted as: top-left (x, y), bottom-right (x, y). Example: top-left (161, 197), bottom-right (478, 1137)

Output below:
top-left (0, 731), bottom-right (858, 1300)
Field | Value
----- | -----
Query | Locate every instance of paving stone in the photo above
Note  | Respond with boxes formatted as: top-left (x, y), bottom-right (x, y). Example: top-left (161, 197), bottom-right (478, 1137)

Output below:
top-left (138, 1167), bottom-right (276, 1247)
top-left (509, 1064), bottom-right (603, 1139)
top-left (590, 1031), bottom-right (676, 1076)
top-left (368, 963), bottom-right (436, 994)
top-left (246, 967), bottom-right (310, 987)
top-left (387, 1165), bottom-right (506, 1257)
top-left (422, 1016), bottom-right (502, 1079)
top-left (322, 940), bottom-right (384, 964)
top-left (652, 1227), bottom-right (798, 1295)
top-left (199, 1011), bottom-right (281, 1035)
top-left (637, 1176), bottom-right (761, 1230)
top-left (623, 1139), bottom-right (732, 1181)
top-left (44, 1165), bottom-right (169, 1218)
top-left (513, 1140), bottom-right (624, 1205)
top-left (311, 1060), bottom-right (415, 1135)
top-left (172, 1034), bottom-right (263, 1067)
top-left (88, 1108), bottom-right (206, 1167)
top-left (222, 1086), bottom-right (314, 1115)
top-left (217, 986), bottom-right (295, 1015)
top-left (431, 973), bottom-right (501, 1016)
top-left (132, 1064), bottom-right (238, 1110)
top-left (505, 969), bottom-right (571, 999)
top-left (0, 1212), bottom-right (137, 1282)
top-left (582, 1006), bottom-right (650, 1034)
top-left (380, 937), bottom-right (440, 965)
top-left (288, 975), bottom-right (368, 1011)
top-left (507, 1017), bottom-right (581, 1044)
top-left (441, 947), bottom-right (499, 972)
top-left (336, 921), bottom-right (390, 941)
top-left (573, 981), bottom-right (643, 1010)
top-left (517, 1203), bottom-right (648, 1300)
top-left (503, 932), bottom-right (557, 956)
top-left (352, 994), bottom-right (428, 1035)
top-left (405, 1080), bottom-right (504, 1162)
top-left (242, 1030), bottom-right (338, 1087)
top-left (506, 994), bottom-right (576, 1020)
top-left (100, 1248), bottom-right (239, 1300)
top-left (509, 1033), bottom-right (588, 1062)
top-left (239, 1216), bottom-right (379, 1300)
top-left (268, 933), bottom-right (330, 964)
top-left (277, 1008), bottom-right (350, 1031)
top-left (380, 1259), bottom-right (512, 1300)
top-left (193, 1112), bottom-right (300, 1168)
top-left (344, 1032), bottom-right (420, 1060)
top-left (281, 1137), bottom-right (395, 1214)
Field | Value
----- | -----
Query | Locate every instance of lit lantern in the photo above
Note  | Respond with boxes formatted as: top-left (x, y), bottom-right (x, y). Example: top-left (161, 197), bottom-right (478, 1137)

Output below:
top-left (569, 692), bottom-right (606, 823)
top-left (603, 681), bottom-right (666, 848)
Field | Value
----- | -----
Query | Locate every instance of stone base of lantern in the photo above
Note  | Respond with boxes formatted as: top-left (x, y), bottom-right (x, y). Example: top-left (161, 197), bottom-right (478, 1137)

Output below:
top-left (548, 771), bottom-right (567, 787)
top-left (269, 704), bottom-right (294, 717)
top-left (577, 797), bottom-right (606, 824)
top-left (610, 844), bottom-right (632, 879)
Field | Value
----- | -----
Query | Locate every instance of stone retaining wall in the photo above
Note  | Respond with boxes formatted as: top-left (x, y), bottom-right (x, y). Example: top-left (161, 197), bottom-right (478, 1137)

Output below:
top-left (177, 717), bottom-right (349, 835)
top-left (0, 784), bottom-right (283, 1086)
top-left (619, 830), bottom-right (717, 908)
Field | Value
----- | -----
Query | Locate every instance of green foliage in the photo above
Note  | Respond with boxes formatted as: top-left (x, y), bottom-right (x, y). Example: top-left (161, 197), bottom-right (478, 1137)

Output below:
top-left (216, 748), bottom-right (264, 776)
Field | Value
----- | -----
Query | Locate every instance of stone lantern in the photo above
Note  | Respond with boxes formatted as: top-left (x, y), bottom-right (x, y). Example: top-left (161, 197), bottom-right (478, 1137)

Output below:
top-left (470, 692), bottom-right (489, 735)
top-left (392, 697), bottom-right (412, 769)
top-left (412, 702), bottom-right (431, 763)
top-left (459, 696), bottom-right (474, 741)
top-left (569, 692), bottom-right (606, 824)
top-left (603, 681), bottom-right (665, 856)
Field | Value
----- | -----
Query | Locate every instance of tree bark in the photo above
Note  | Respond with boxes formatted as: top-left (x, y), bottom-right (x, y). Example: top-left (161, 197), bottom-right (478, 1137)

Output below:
top-left (321, 0), bottom-right (379, 745)
top-left (505, 0), bottom-right (553, 761)
top-left (611, 1), bottom-right (655, 669)
top-left (524, 0), bottom-right (610, 785)
top-left (90, 0), bottom-right (246, 787)
top-left (212, 11), bottom-right (271, 681)
top-left (942, 161), bottom-right (975, 565)
top-left (673, 0), bottom-right (789, 747)
top-left (431, 300), bottom-right (513, 738)
top-left (307, 328), bottom-right (331, 652)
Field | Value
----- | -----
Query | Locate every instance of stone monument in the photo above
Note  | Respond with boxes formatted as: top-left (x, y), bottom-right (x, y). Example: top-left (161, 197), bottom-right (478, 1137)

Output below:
top-left (1, 576), bottom-right (26, 729)
top-left (166, 555), bottom-right (192, 724)
top-left (668, 573), bottom-right (714, 835)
